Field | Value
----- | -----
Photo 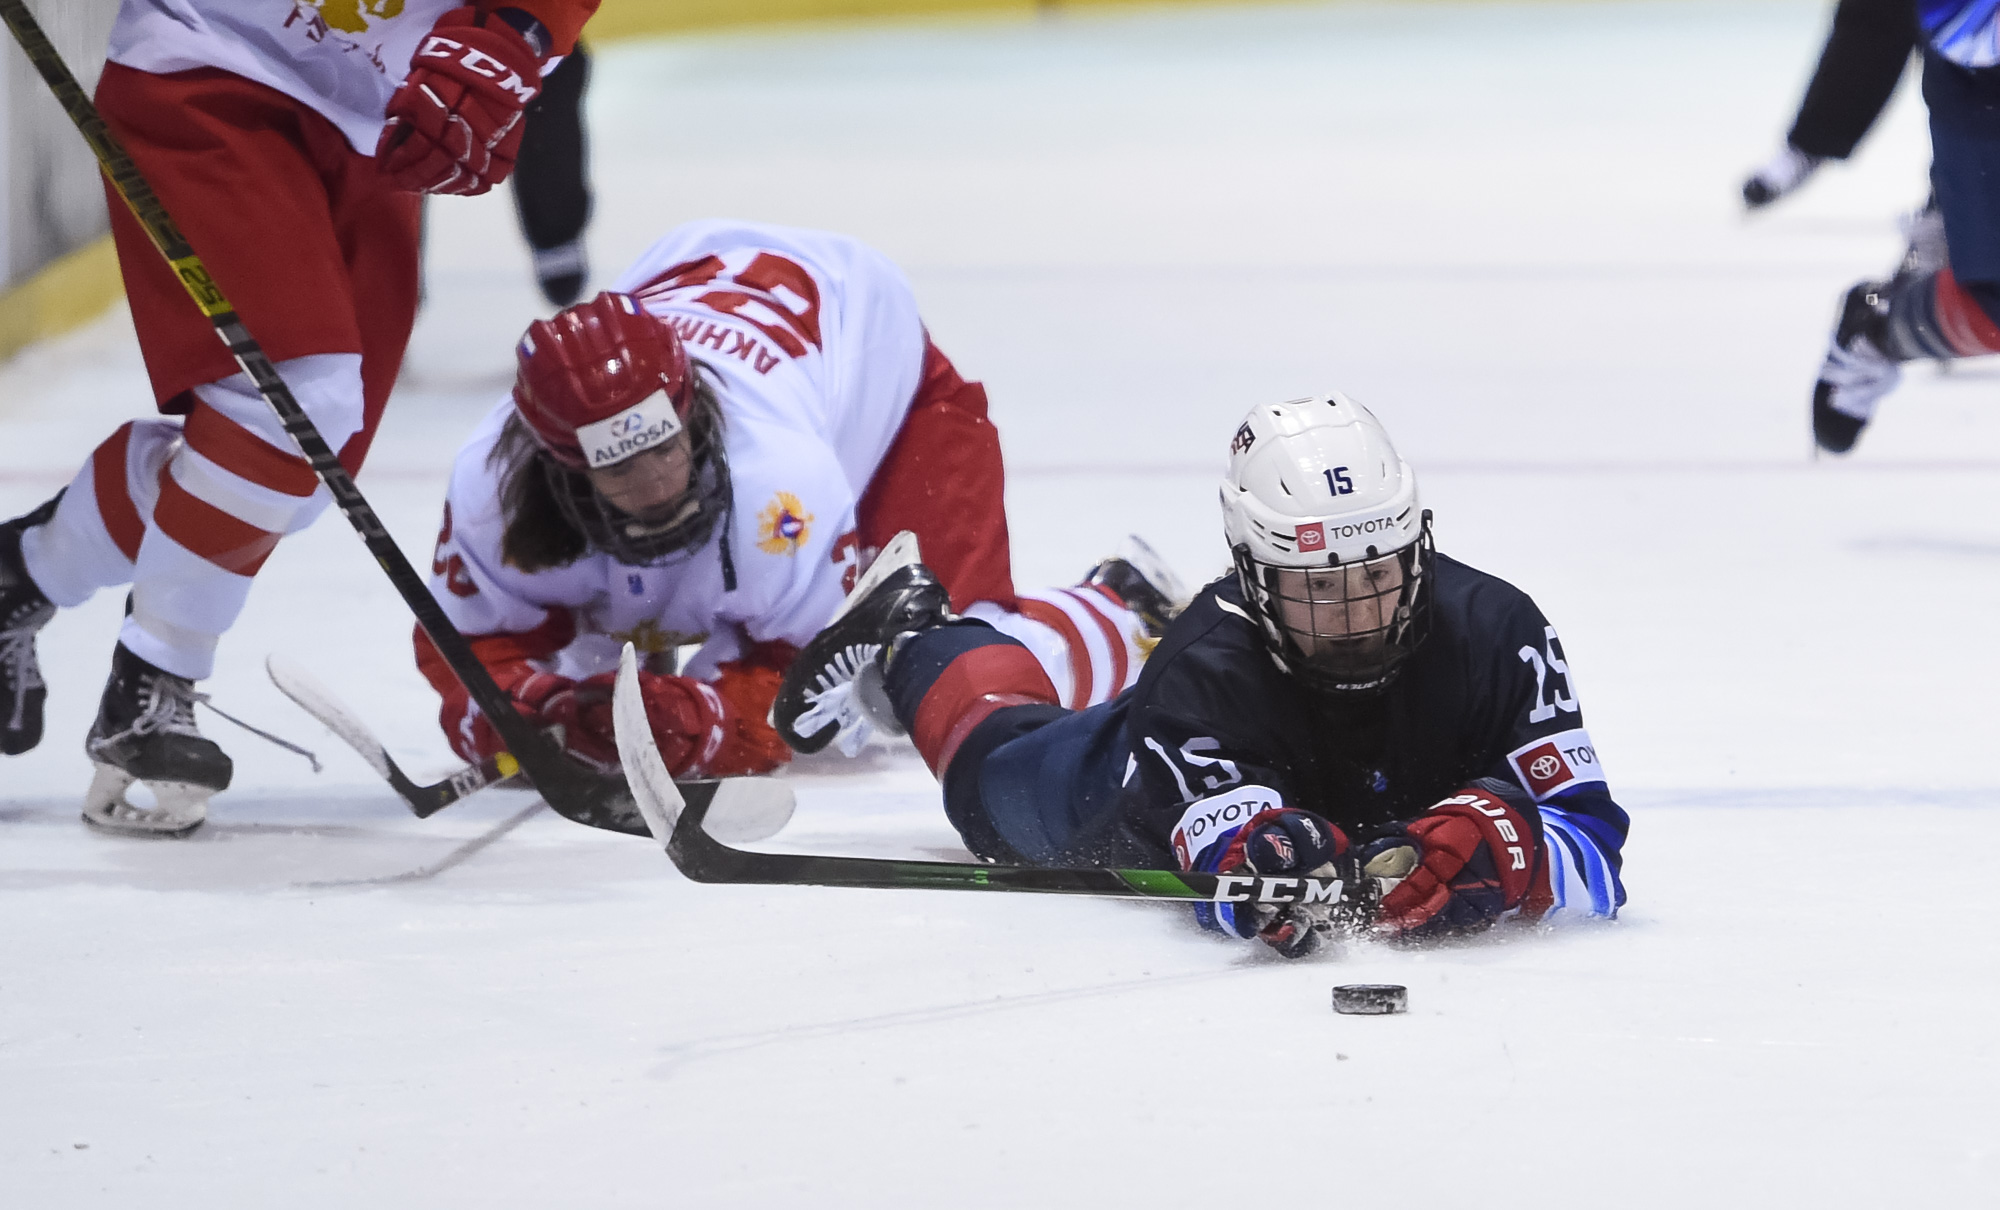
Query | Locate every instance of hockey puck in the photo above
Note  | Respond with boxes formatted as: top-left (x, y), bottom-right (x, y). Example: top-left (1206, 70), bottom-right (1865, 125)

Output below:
top-left (1331, 984), bottom-right (1407, 1015)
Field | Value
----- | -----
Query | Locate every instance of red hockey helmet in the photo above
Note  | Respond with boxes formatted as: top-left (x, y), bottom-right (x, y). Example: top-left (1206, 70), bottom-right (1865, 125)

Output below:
top-left (513, 291), bottom-right (693, 471)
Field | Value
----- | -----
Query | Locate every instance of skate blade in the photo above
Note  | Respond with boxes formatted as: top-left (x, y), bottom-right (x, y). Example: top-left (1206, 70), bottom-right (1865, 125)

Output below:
top-left (79, 765), bottom-right (210, 838)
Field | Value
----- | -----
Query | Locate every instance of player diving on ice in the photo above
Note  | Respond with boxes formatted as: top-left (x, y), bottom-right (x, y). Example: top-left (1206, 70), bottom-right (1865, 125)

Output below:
top-left (416, 221), bottom-right (1184, 784)
top-left (765, 396), bottom-right (1629, 956)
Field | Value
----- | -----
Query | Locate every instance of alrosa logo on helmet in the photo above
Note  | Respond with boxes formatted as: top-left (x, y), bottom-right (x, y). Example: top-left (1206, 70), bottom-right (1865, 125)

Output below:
top-left (576, 390), bottom-right (684, 467)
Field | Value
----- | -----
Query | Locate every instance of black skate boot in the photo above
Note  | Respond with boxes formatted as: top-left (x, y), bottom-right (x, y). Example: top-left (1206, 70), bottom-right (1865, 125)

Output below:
top-left (1812, 281), bottom-right (1901, 456)
top-left (773, 531), bottom-right (955, 755)
top-left (1, 495), bottom-right (63, 756)
top-left (1082, 534), bottom-right (1189, 640)
top-left (81, 644), bottom-right (233, 837)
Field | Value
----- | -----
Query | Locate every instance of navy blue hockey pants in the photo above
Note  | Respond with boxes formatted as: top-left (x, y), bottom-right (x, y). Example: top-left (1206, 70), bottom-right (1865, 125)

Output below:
top-left (1926, 50), bottom-right (2000, 322)
top-left (882, 621), bottom-right (1133, 866)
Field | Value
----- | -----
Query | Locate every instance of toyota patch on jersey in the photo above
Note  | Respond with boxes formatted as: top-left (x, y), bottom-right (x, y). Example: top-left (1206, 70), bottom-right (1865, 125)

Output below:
top-left (1169, 783), bottom-right (1284, 869)
top-left (1506, 728), bottom-right (1604, 801)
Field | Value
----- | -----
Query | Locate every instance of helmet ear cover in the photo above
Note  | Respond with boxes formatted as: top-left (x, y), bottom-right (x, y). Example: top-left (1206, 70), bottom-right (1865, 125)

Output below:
top-left (1232, 511), bottom-right (1433, 694)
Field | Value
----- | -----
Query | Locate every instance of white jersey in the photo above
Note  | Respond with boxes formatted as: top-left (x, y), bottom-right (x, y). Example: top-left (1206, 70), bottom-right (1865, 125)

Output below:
top-left (108, 0), bottom-right (464, 154)
top-left (430, 221), bottom-right (928, 681)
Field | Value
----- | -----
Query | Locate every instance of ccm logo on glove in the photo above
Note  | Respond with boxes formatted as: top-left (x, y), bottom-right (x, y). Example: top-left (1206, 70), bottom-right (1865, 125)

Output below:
top-left (377, 6), bottom-right (544, 196)
top-left (412, 35), bottom-right (539, 102)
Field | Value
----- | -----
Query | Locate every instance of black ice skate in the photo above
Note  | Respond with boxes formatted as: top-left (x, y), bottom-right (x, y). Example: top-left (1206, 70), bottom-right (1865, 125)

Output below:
top-left (81, 644), bottom-right (233, 837)
top-left (1812, 281), bottom-right (1901, 456)
top-left (773, 531), bottom-right (955, 755)
top-left (1, 495), bottom-right (62, 756)
top-left (1083, 534), bottom-right (1189, 639)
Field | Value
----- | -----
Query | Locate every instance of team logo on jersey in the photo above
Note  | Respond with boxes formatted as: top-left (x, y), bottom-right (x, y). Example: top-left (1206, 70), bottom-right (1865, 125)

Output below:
top-left (611, 619), bottom-right (708, 656)
top-left (1506, 728), bottom-right (1605, 802)
top-left (757, 492), bottom-right (814, 555)
top-left (308, 0), bottom-right (404, 38)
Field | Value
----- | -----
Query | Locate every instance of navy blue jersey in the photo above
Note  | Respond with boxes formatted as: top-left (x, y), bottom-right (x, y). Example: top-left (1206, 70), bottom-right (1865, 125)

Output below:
top-left (1042, 553), bottom-right (1627, 915)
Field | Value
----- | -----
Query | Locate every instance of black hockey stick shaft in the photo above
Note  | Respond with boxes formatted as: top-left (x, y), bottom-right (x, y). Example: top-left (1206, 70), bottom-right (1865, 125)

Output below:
top-left (389, 752), bottom-right (515, 819)
top-left (610, 652), bottom-right (1371, 912)
top-left (667, 789), bottom-right (1366, 909)
top-left (0, 1), bottom-right (618, 825)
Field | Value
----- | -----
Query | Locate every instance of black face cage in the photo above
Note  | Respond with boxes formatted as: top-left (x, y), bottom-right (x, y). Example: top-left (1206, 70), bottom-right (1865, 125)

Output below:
top-left (1232, 511), bottom-right (1434, 695)
top-left (544, 394), bottom-right (733, 567)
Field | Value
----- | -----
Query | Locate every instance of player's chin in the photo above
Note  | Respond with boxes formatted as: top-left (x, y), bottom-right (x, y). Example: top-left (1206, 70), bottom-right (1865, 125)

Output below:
top-left (1302, 636), bottom-right (1395, 682)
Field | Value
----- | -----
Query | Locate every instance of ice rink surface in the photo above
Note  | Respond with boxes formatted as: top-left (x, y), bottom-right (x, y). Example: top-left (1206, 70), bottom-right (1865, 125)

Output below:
top-left (4, 1), bottom-right (1997, 1203)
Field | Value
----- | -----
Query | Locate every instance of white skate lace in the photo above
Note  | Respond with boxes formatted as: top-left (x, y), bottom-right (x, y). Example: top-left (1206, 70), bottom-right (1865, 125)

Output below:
top-left (91, 670), bottom-right (322, 770)
top-left (1, 598), bottom-right (55, 731)
top-left (1821, 333), bottom-right (1902, 423)
top-left (98, 671), bottom-right (207, 746)
top-left (794, 643), bottom-right (885, 757)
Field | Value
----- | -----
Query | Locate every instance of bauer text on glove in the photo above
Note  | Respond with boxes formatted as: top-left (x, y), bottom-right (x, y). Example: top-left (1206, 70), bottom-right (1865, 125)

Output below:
top-left (1360, 788), bottom-right (1549, 936)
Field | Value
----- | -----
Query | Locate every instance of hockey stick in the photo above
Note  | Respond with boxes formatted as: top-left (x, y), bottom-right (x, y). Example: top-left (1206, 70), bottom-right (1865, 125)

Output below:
top-left (267, 654), bottom-right (519, 818)
top-left (266, 654), bottom-right (797, 840)
top-left (611, 644), bottom-right (1372, 914)
top-left (0, 1), bottom-right (621, 831)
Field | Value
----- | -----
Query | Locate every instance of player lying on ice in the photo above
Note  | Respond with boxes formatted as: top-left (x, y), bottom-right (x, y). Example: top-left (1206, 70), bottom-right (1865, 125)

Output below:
top-left (770, 395), bottom-right (1629, 957)
top-left (417, 221), bottom-right (1184, 783)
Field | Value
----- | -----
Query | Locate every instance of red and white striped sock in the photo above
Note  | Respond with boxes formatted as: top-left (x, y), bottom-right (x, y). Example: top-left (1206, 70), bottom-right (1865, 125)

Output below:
top-left (968, 582), bottom-right (1144, 709)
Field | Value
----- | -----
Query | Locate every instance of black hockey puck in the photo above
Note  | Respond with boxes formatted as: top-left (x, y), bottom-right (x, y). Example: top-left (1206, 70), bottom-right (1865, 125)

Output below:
top-left (1331, 984), bottom-right (1407, 1015)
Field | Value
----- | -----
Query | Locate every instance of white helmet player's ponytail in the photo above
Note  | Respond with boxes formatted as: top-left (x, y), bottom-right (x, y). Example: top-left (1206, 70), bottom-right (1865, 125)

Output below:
top-left (1220, 393), bottom-right (1432, 692)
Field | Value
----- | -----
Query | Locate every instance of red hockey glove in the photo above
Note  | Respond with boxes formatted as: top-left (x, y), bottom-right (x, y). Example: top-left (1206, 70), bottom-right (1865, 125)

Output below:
top-left (377, 6), bottom-right (543, 196)
top-left (707, 659), bottom-right (793, 778)
top-left (441, 663), bottom-right (572, 763)
top-left (532, 669), bottom-right (793, 779)
top-left (1199, 807), bottom-right (1350, 959)
top-left (1361, 788), bottom-right (1544, 937)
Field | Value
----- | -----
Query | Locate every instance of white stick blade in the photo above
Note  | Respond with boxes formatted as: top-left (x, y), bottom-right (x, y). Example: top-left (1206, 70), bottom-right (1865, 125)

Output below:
top-left (266, 654), bottom-right (392, 780)
top-left (612, 642), bottom-right (686, 847)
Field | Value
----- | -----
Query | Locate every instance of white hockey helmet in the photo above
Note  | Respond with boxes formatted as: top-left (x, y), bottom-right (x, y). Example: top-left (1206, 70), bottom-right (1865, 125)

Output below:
top-left (1219, 393), bottom-right (1432, 693)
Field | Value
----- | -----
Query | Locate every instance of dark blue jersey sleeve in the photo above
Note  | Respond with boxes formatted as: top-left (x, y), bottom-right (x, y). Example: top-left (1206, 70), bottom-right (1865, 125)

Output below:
top-left (1458, 577), bottom-right (1628, 918)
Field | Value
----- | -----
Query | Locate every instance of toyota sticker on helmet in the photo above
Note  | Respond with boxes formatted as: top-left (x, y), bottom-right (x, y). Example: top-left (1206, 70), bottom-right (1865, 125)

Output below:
top-left (576, 388), bottom-right (684, 467)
